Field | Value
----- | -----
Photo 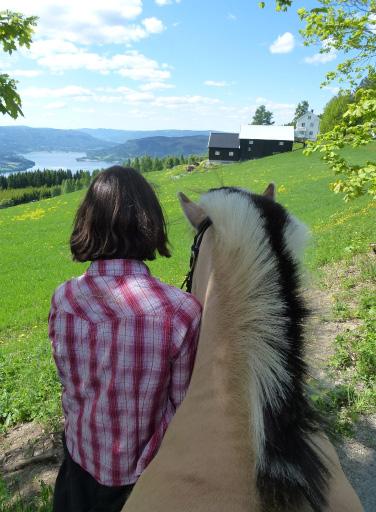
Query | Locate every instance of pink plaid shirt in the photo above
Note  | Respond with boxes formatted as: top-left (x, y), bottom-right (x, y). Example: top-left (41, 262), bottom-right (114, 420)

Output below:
top-left (48, 259), bottom-right (201, 486)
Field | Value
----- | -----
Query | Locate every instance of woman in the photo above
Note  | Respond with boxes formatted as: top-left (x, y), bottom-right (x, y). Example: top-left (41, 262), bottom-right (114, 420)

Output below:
top-left (48, 166), bottom-right (201, 512)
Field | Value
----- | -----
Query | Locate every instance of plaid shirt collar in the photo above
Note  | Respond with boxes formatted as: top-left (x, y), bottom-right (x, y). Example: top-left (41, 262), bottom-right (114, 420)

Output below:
top-left (86, 259), bottom-right (150, 277)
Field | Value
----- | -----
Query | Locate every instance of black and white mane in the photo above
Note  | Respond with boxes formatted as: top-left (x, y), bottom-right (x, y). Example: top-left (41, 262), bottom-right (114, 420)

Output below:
top-left (198, 187), bottom-right (329, 512)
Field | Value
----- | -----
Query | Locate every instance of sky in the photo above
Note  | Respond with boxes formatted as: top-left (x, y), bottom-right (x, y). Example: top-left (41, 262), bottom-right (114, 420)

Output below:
top-left (0, 0), bottom-right (342, 131)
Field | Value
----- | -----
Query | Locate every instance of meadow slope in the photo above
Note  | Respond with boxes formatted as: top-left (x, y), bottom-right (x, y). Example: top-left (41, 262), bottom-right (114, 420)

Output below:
top-left (0, 145), bottom-right (375, 428)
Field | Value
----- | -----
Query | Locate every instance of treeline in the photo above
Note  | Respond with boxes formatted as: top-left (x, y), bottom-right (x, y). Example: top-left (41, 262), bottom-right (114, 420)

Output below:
top-left (0, 154), bottom-right (205, 209)
top-left (124, 154), bottom-right (204, 173)
top-left (0, 169), bottom-right (92, 190)
top-left (0, 169), bottom-right (92, 208)
top-left (0, 177), bottom-right (91, 208)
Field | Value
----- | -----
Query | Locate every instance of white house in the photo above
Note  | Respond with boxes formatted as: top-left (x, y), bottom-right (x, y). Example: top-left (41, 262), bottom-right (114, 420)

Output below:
top-left (295, 111), bottom-right (320, 141)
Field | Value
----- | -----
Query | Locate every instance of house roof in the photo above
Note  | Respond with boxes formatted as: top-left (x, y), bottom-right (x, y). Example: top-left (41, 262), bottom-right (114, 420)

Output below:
top-left (208, 132), bottom-right (240, 148)
top-left (239, 125), bottom-right (295, 142)
top-left (296, 111), bottom-right (319, 122)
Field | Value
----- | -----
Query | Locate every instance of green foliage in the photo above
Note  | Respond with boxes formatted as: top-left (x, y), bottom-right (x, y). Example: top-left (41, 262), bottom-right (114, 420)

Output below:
top-left (312, 255), bottom-right (376, 436)
top-left (292, 100), bottom-right (310, 126)
top-left (305, 87), bottom-right (376, 200)
top-left (319, 93), bottom-right (353, 134)
top-left (259, 1), bottom-right (292, 11)
top-left (297, 1), bottom-right (376, 88)
top-left (0, 10), bottom-right (37, 118)
top-left (0, 478), bottom-right (53, 512)
top-left (0, 186), bottom-right (62, 208)
top-left (262, 1), bottom-right (376, 201)
top-left (0, 74), bottom-right (23, 119)
top-left (251, 105), bottom-right (274, 125)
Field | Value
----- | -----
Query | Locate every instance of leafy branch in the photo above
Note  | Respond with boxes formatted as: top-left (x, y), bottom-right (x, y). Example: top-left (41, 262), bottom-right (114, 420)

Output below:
top-left (0, 10), bottom-right (37, 118)
top-left (260, 1), bottom-right (376, 201)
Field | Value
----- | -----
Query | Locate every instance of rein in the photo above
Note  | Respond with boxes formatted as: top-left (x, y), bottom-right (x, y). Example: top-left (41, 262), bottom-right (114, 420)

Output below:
top-left (181, 217), bottom-right (212, 293)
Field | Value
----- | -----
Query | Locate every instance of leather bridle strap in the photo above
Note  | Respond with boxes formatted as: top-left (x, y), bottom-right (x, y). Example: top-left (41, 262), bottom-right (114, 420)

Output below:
top-left (181, 217), bottom-right (212, 293)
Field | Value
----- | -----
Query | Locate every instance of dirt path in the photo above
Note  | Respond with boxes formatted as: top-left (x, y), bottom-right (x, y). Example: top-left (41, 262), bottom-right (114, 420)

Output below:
top-left (306, 286), bottom-right (376, 512)
top-left (0, 285), bottom-right (374, 510)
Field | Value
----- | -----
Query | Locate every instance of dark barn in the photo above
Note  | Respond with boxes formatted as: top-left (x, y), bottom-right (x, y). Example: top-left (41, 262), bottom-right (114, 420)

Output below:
top-left (208, 132), bottom-right (240, 162)
top-left (239, 125), bottom-right (294, 160)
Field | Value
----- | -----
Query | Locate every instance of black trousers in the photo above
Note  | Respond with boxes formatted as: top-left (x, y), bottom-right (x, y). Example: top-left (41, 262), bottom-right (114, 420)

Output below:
top-left (53, 435), bottom-right (134, 512)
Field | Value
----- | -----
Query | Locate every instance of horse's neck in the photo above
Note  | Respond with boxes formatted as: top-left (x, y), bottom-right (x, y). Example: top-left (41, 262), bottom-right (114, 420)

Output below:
top-left (123, 279), bottom-right (259, 512)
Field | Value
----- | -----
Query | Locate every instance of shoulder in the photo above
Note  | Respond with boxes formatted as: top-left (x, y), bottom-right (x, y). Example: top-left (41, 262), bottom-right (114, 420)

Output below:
top-left (50, 274), bottom-right (84, 311)
top-left (144, 276), bottom-right (201, 320)
top-left (151, 277), bottom-right (201, 312)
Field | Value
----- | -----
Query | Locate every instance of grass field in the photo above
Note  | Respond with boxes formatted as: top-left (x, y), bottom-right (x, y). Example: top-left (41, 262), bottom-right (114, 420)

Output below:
top-left (0, 145), bottom-right (375, 430)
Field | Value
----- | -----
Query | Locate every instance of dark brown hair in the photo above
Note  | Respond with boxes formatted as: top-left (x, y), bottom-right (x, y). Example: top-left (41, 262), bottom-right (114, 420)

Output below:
top-left (70, 166), bottom-right (170, 262)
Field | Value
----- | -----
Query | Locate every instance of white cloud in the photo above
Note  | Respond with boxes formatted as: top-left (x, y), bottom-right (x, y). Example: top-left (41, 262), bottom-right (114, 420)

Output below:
top-left (251, 97), bottom-right (295, 124)
top-left (141, 17), bottom-right (165, 34)
top-left (0, 1), bottom-right (166, 46)
top-left (23, 86), bottom-right (93, 99)
top-left (10, 69), bottom-right (43, 77)
top-left (155, 0), bottom-right (181, 5)
top-left (228, 13), bottom-right (237, 21)
top-left (139, 82), bottom-right (175, 91)
top-left (152, 95), bottom-right (221, 108)
top-left (323, 85), bottom-right (340, 95)
top-left (26, 42), bottom-right (171, 81)
top-left (269, 32), bottom-right (295, 54)
top-left (45, 101), bottom-right (66, 110)
top-left (304, 50), bottom-right (337, 64)
top-left (204, 80), bottom-right (231, 87)
top-left (305, 38), bottom-right (337, 65)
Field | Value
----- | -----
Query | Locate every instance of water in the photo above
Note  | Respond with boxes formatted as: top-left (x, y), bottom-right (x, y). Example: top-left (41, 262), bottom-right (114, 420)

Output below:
top-left (18, 151), bottom-right (118, 174)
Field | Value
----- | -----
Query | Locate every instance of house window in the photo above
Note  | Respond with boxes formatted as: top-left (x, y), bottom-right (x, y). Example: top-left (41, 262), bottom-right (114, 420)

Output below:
top-left (229, 151), bottom-right (234, 157)
top-left (308, 116), bottom-right (311, 120)
top-left (249, 140), bottom-right (254, 145)
top-left (302, 122), bottom-right (305, 127)
top-left (309, 131), bottom-right (313, 135)
top-left (248, 147), bottom-right (252, 151)
top-left (279, 141), bottom-right (284, 146)
top-left (310, 122), bottom-right (314, 127)
top-left (215, 150), bottom-right (220, 156)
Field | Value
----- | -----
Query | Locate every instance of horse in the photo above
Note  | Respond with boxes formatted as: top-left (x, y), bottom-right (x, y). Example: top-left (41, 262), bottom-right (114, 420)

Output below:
top-left (123, 184), bottom-right (363, 512)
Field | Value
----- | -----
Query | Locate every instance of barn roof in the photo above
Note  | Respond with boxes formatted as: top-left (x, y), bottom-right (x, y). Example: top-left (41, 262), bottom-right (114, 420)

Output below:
top-left (239, 125), bottom-right (295, 142)
top-left (208, 132), bottom-right (240, 148)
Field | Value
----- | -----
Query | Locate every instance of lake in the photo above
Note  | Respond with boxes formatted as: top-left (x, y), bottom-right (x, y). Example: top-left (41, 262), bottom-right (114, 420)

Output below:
top-left (21, 151), bottom-right (118, 174)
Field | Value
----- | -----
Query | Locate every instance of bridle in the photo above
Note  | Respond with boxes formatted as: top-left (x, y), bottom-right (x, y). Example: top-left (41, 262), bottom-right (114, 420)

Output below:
top-left (181, 217), bottom-right (212, 293)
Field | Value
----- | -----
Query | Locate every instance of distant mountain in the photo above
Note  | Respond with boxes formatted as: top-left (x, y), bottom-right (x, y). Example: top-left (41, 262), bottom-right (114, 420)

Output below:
top-left (85, 135), bottom-right (209, 161)
top-left (80, 128), bottom-right (210, 144)
top-left (0, 126), bottom-right (112, 153)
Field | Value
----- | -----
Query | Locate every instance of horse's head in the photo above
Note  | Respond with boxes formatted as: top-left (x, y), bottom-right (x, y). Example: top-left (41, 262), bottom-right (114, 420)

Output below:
top-left (179, 183), bottom-right (308, 304)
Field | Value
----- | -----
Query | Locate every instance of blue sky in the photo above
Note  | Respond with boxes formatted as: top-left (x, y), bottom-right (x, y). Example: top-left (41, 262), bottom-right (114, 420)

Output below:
top-left (0, 0), bottom-right (340, 131)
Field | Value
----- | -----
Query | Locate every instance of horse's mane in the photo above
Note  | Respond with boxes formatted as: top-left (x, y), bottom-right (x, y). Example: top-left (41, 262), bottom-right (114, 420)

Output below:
top-left (198, 187), bottom-right (329, 512)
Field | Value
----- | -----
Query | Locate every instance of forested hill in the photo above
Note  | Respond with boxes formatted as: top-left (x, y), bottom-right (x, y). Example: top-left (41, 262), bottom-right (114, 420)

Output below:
top-left (80, 128), bottom-right (210, 144)
top-left (0, 126), bottom-right (112, 153)
top-left (85, 135), bottom-right (209, 160)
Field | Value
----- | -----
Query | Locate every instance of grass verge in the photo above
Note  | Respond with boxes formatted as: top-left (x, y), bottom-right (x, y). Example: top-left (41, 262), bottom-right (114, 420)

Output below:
top-left (312, 254), bottom-right (376, 436)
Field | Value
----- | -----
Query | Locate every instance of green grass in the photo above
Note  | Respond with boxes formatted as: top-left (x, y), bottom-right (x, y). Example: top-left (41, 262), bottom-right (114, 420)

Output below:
top-left (0, 145), bottom-right (375, 431)
top-left (313, 254), bottom-right (376, 436)
top-left (0, 479), bottom-right (52, 512)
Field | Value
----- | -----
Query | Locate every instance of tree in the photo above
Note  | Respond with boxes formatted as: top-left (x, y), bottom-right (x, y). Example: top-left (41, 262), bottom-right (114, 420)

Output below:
top-left (260, 1), bottom-right (376, 200)
top-left (251, 105), bottom-right (274, 125)
top-left (319, 93), bottom-right (353, 134)
top-left (0, 10), bottom-right (37, 118)
top-left (292, 100), bottom-right (309, 126)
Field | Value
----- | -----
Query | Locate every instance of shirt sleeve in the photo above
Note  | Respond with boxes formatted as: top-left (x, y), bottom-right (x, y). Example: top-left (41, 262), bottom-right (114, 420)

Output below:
top-left (169, 297), bottom-right (202, 410)
top-left (48, 292), bottom-right (57, 341)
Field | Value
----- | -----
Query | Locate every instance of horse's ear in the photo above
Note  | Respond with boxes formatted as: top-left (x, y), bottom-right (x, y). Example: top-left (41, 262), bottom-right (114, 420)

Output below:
top-left (178, 192), bottom-right (207, 229)
top-left (263, 182), bottom-right (276, 200)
